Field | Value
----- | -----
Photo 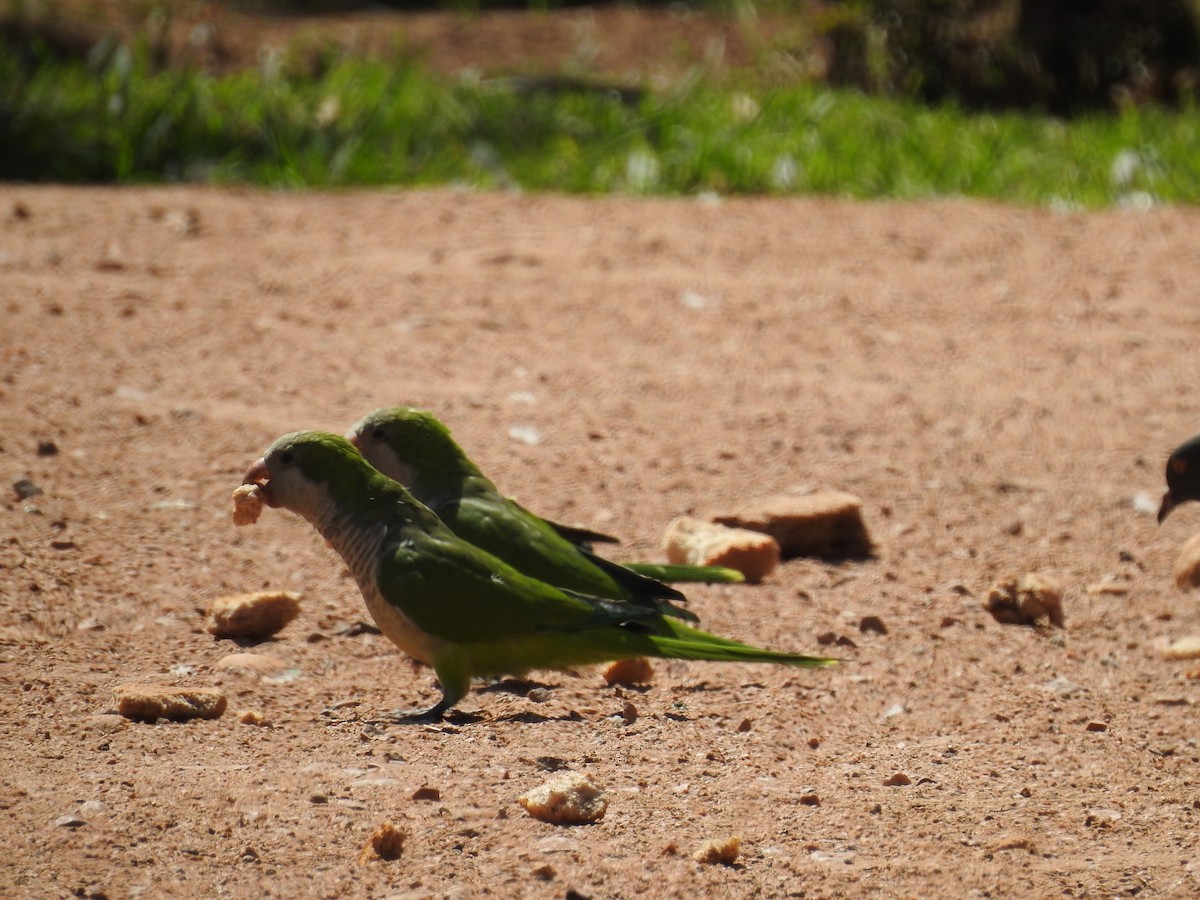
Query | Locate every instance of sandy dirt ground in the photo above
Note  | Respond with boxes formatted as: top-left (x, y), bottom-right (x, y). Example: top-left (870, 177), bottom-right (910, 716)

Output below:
top-left (4, 184), bottom-right (1200, 899)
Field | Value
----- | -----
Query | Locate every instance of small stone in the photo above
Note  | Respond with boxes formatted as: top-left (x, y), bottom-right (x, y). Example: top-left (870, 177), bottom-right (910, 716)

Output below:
top-left (411, 786), bottom-right (441, 802)
top-left (883, 772), bottom-right (912, 786)
top-left (1085, 721), bottom-right (1108, 732)
top-left (859, 615), bottom-right (888, 635)
top-left (1043, 676), bottom-right (1083, 697)
top-left (984, 834), bottom-right (1036, 857)
top-left (207, 591), bottom-right (301, 639)
top-left (12, 479), bottom-right (42, 501)
top-left (36, 440), bottom-right (58, 457)
top-left (526, 687), bottom-right (551, 703)
top-left (238, 709), bottom-right (270, 727)
top-left (215, 652), bottom-right (289, 676)
top-left (602, 657), bottom-right (654, 686)
top-left (359, 821), bottom-right (405, 863)
top-left (736, 718), bottom-right (753, 732)
top-left (519, 772), bottom-right (607, 825)
top-left (693, 835), bottom-right (740, 865)
top-left (619, 701), bottom-right (638, 724)
top-left (115, 684), bottom-right (227, 722)
top-left (87, 714), bottom-right (129, 734)
top-left (533, 863), bottom-right (556, 880)
top-left (799, 794), bottom-right (821, 806)
top-left (55, 815), bottom-right (86, 828)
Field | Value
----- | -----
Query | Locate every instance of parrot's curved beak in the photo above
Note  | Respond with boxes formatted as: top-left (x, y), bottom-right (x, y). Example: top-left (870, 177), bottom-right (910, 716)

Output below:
top-left (1158, 489), bottom-right (1177, 525)
top-left (242, 457), bottom-right (278, 508)
top-left (345, 429), bottom-right (363, 451)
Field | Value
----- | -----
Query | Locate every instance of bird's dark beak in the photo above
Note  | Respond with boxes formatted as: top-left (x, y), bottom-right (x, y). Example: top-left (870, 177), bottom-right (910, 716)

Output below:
top-left (1158, 490), bottom-right (1176, 525)
top-left (242, 457), bottom-right (278, 507)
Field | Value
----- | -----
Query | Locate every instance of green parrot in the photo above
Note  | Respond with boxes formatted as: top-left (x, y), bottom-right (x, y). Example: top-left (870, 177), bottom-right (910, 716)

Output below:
top-left (346, 407), bottom-right (745, 597)
top-left (240, 431), bottom-right (835, 720)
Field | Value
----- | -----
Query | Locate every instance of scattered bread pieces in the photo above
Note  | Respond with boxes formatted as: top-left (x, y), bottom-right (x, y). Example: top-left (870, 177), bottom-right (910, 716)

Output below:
top-left (693, 835), bottom-right (741, 866)
top-left (663, 517), bottom-right (780, 583)
top-left (602, 657), bottom-right (654, 686)
top-left (518, 772), bottom-right (607, 825)
top-left (1163, 636), bottom-right (1200, 660)
top-left (116, 684), bottom-right (227, 722)
top-left (359, 822), bottom-right (406, 863)
top-left (985, 573), bottom-right (1065, 628)
top-left (231, 483), bottom-right (264, 526)
top-left (1173, 532), bottom-right (1200, 590)
top-left (713, 492), bottom-right (872, 559)
top-left (207, 591), bottom-right (301, 639)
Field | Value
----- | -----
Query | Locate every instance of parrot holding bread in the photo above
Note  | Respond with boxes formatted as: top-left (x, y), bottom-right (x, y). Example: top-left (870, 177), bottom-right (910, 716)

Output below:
top-left (239, 431), bottom-right (835, 720)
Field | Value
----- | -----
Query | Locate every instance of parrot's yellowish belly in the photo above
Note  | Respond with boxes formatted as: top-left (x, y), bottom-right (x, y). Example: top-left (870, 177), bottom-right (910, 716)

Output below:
top-left (360, 583), bottom-right (446, 665)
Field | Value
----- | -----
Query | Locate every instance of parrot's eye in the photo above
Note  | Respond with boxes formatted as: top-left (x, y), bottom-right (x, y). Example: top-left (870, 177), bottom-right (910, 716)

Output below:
top-left (372, 427), bottom-right (385, 441)
top-left (279, 451), bottom-right (295, 467)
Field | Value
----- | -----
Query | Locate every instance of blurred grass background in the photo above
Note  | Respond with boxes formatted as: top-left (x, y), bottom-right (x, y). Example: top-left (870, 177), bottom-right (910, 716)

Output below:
top-left (3, 0), bottom-right (1200, 205)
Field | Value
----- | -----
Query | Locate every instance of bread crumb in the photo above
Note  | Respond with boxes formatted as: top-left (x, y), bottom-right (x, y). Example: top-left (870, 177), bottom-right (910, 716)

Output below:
top-left (231, 484), bottom-right (263, 526)
top-left (116, 684), bottom-right (227, 722)
top-left (693, 835), bottom-right (740, 865)
top-left (359, 822), bottom-right (405, 863)
top-left (602, 657), bottom-right (654, 686)
top-left (663, 517), bottom-right (780, 583)
top-left (518, 772), bottom-right (607, 825)
top-left (1163, 636), bottom-right (1200, 660)
top-left (207, 591), bottom-right (301, 639)
top-left (985, 573), bottom-right (1065, 628)
top-left (714, 492), bottom-right (872, 559)
top-left (1173, 532), bottom-right (1200, 590)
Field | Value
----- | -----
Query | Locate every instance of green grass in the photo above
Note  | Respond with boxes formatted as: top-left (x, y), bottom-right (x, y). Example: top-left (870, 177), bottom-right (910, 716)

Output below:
top-left (3, 39), bottom-right (1199, 206)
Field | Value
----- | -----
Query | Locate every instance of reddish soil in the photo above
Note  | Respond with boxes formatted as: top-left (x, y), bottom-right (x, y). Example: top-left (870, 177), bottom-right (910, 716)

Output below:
top-left (5, 184), bottom-right (1200, 898)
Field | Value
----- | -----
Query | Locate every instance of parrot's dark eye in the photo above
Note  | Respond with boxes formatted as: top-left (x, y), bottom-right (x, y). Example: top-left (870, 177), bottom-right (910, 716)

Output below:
top-left (279, 451), bottom-right (295, 466)
top-left (372, 427), bottom-right (386, 441)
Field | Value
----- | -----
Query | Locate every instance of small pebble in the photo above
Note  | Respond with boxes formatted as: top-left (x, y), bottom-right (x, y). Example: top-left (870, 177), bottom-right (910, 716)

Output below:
top-left (13, 479), bottom-right (42, 501)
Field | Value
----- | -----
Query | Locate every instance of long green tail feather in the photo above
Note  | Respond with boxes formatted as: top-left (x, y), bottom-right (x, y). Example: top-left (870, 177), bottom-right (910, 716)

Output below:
top-left (645, 630), bottom-right (837, 667)
top-left (623, 562), bottom-right (746, 584)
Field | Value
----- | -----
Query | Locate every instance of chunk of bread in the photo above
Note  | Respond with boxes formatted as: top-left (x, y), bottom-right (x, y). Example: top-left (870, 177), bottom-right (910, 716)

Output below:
top-left (116, 684), bottom-right (227, 722)
top-left (231, 483), bottom-right (264, 526)
top-left (1173, 531), bottom-right (1200, 590)
top-left (713, 492), bottom-right (872, 559)
top-left (207, 591), bottom-right (301, 639)
top-left (518, 772), bottom-right (607, 825)
top-left (663, 517), bottom-right (780, 583)
top-left (985, 573), bottom-right (1065, 628)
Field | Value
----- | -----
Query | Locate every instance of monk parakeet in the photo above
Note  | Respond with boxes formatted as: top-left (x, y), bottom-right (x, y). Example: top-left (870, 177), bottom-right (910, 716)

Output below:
top-left (1159, 434), bottom-right (1200, 523)
top-left (346, 407), bottom-right (744, 596)
top-left (241, 432), bottom-right (835, 720)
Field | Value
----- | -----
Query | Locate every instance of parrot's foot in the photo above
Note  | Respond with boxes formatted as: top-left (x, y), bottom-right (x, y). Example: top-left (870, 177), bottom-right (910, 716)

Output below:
top-left (376, 701), bottom-right (450, 724)
top-left (371, 697), bottom-right (480, 725)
